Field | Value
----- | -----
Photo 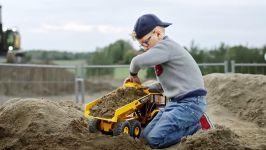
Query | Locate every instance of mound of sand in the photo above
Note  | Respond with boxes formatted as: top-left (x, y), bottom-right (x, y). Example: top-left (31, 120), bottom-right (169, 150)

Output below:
top-left (177, 125), bottom-right (250, 150)
top-left (204, 73), bottom-right (266, 127)
top-left (0, 98), bottom-right (149, 150)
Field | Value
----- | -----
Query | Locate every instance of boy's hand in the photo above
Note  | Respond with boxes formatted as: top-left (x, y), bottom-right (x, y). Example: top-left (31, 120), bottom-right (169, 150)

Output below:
top-left (124, 75), bottom-right (141, 84)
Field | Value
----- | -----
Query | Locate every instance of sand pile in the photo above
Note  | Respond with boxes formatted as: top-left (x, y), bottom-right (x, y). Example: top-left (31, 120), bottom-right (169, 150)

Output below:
top-left (0, 98), bottom-right (149, 150)
top-left (177, 125), bottom-right (250, 150)
top-left (170, 73), bottom-right (266, 150)
top-left (90, 86), bottom-right (147, 118)
top-left (204, 73), bottom-right (266, 127)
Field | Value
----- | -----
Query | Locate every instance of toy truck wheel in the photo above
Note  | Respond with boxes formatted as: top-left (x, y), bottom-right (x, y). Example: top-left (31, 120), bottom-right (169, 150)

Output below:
top-left (129, 120), bottom-right (141, 138)
top-left (113, 121), bottom-right (130, 136)
top-left (88, 118), bottom-right (100, 133)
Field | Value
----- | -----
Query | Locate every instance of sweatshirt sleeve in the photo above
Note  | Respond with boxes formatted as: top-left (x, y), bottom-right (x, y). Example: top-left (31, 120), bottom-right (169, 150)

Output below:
top-left (147, 82), bottom-right (163, 92)
top-left (129, 42), bottom-right (170, 74)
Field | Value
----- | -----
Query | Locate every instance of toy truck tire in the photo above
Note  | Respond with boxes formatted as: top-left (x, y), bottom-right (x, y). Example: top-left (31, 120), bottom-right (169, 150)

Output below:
top-left (113, 121), bottom-right (130, 136)
top-left (129, 120), bottom-right (141, 138)
top-left (88, 118), bottom-right (100, 133)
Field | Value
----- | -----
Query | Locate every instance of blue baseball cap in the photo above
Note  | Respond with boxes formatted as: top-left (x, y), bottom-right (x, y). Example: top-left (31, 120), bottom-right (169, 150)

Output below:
top-left (133, 14), bottom-right (172, 39)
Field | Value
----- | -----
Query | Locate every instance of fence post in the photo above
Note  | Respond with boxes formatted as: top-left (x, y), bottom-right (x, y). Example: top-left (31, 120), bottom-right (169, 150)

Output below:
top-left (75, 65), bottom-right (85, 104)
top-left (224, 61), bottom-right (228, 73)
top-left (231, 60), bottom-right (235, 73)
top-left (80, 63), bottom-right (85, 78)
top-left (75, 77), bottom-right (85, 104)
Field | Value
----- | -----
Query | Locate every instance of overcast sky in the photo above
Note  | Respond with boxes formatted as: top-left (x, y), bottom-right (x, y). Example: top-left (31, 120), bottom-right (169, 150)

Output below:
top-left (1, 0), bottom-right (266, 52)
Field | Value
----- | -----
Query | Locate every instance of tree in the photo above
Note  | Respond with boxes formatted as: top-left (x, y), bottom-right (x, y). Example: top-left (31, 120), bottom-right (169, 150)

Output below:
top-left (86, 39), bottom-right (137, 77)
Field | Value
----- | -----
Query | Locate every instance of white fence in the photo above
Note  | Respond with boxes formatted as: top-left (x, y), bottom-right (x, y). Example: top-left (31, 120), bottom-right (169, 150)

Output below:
top-left (231, 61), bottom-right (266, 74)
top-left (0, 61), bottom-right (265, 104)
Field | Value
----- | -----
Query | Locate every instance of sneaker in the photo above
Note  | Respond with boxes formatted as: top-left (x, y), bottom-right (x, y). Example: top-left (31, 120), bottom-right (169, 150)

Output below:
top-left (200, 113), bottom-right (214, 130)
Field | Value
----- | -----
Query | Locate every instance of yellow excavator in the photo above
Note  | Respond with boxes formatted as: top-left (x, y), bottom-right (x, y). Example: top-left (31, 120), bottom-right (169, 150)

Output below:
top-left (0, 5), bottom-right (23, 63)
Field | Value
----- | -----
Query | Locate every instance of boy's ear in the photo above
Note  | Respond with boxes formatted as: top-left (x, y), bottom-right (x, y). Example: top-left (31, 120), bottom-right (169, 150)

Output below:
top-left (156, 30), bottom-right (162, 38)
top-left (155, 27), bottom-right (162, 35)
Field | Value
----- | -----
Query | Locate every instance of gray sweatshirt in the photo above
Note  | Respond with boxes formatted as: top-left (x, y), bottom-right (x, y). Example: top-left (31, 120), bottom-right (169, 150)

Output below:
top-left (130, 36), bottom-right (206, 99)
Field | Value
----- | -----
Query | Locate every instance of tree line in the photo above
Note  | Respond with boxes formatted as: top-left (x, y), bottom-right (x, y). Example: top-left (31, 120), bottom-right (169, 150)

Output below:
top-left (25, 50), bottom-right (91, 63)
top-left (83, 39), bottom-right (266, 76)
top-left (26, 40), bottom-right (266, 64)
top-left (188, 41), bottom-right (266, 63)
top-left (25, 39), bottom-right (266, 76)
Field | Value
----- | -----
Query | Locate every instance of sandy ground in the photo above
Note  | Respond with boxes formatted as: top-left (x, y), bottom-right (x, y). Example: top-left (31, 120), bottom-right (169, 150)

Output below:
top-left (0, 73), bottom-right (265, 150)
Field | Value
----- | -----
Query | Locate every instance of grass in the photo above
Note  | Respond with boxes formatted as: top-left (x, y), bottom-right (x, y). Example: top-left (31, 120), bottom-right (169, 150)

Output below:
top-left (52, 60), bottom-right (148, 81)
top-left (52, 60), bottom-right (87, 75)
top-left (114, 68), bottom-right (147, 80)
top-left (0, 57), bottom-right (6, 63)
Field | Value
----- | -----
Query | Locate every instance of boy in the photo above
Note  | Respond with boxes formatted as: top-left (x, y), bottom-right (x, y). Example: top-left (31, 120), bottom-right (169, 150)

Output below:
top-left (126, 14), bottom-right (213, 148)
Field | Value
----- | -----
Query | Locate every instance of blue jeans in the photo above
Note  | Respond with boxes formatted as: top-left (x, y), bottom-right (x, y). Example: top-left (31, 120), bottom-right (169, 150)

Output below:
top-left (141, 96), bottom-right (206, 149)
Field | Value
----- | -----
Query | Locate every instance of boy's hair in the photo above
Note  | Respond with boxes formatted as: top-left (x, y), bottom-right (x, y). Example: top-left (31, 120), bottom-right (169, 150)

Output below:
top-left (131, 26), bottom-right (165, 41)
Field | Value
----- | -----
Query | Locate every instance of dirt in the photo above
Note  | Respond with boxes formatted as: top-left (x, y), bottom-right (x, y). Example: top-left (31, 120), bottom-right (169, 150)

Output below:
top-left (90, 86), bottom-right (147, 118)
top-left (204, 73), bottom-right (266, 127)
top-left (177, 125), bottom-right (250, 150)
top-left (171, 73), bottom-right (266, 150)
top-left (0, 98), bottom-right (149, 150)
top-left (0, 73), bottom-right (266, 150)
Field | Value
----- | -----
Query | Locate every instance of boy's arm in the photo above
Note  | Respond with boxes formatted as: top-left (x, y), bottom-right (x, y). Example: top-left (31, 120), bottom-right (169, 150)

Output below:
top-left (147, 82), bottom-right (163, 93)
top-left (129, 44), bottom-right (170, 75)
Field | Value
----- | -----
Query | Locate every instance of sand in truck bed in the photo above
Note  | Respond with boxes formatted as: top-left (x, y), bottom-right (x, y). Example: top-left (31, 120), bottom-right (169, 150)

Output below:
top-left (90, 86), bottom-right (147, 118)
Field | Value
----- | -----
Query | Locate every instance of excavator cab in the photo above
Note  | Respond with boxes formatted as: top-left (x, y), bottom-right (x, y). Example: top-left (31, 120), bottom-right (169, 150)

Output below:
top-left (2, 28), bottom-right (23, 63)
top-left (4, 28), bottom-right (21, 51)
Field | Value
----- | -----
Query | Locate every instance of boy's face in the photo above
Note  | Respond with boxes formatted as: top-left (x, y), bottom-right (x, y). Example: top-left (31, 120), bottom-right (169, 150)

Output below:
top-left (138, 29), bottom-right (160, 51)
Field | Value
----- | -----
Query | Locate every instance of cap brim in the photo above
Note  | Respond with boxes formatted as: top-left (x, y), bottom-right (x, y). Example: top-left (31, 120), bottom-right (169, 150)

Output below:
top-left (160, 22), bottom-right (172, 27)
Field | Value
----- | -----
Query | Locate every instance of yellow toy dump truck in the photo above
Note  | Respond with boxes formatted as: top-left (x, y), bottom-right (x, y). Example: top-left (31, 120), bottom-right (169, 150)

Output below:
top-left (84, 82), bottom-right (166, 138)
